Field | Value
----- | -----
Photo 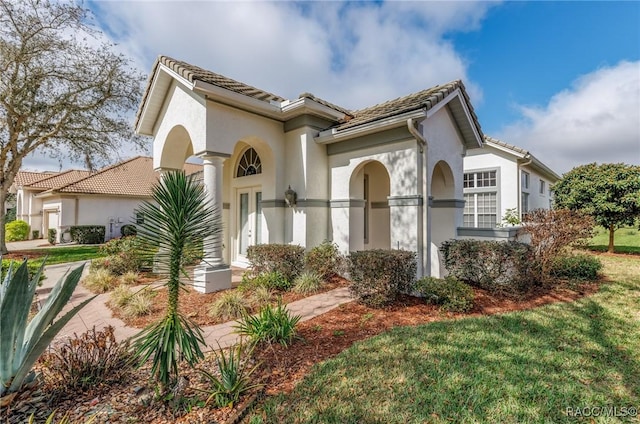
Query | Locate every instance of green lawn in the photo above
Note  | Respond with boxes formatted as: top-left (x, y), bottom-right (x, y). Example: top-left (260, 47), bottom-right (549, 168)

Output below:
top-left (6, 245), bottom-right (106, 265)
top-left (248, 254), bottom-right (640, 423)
top-left (588, 226), bottom-right (640, 254)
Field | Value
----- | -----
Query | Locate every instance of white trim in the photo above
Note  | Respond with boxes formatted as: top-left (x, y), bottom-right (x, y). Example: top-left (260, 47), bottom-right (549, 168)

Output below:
top-left (315, 110), bottom-right (426, 144)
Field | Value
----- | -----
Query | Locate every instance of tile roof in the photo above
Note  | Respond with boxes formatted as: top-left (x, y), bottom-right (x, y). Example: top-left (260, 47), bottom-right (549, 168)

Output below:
top-left (483, 135), bottom-right (529, 155)
top-left (13, 171), bottom-right (57, 187)
top-left (158, 56), bottom-right (286, 103)
top-left (54, 156), bottom-right (202, 197)
top-left (332, 80), bottom-right (479, 131)
top-left (138, 56), bottom-right (482, 143)
top-left (27, 170), bottom-right (91, 190)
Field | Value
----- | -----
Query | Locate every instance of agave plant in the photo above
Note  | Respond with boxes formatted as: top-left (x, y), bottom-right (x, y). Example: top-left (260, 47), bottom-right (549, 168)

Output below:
top-left (0, 260), bottom-right (93, 398)
top-left (132, 170), bottom-right (221, 389)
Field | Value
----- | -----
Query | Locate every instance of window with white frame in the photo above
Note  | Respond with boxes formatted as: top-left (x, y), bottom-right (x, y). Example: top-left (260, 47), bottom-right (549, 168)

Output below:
top-left (521, 171), bottom-right (530, 190)
top-left (539, 180), bottom-right (546, 195)
top-left (463, 170), bottom-right (498, 228)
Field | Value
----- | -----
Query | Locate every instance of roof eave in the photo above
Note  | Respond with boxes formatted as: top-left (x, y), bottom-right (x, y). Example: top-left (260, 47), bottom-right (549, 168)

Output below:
top-left (281, 97), bottom-right (347, 122)
top-left (136, 62), bottom-right (195, 136)
top-left (315, 109), bottom-right (426, 144)
top-left (441, 89), bottom-right (483, 149)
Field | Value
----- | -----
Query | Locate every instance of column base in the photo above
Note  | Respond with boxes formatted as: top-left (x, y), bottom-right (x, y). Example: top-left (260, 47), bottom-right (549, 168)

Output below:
top-left (193, 264), bottom-right (232, 293)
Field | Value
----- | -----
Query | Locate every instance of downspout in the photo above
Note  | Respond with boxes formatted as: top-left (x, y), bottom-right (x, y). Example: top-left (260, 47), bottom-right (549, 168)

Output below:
top-left (518, 154), bottom-right (533, 220)
top-left (407, 118), bottom-right (429, 277)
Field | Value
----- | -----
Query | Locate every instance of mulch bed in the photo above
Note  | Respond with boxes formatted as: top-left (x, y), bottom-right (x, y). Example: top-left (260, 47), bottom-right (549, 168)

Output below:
top-left (1, 279), bottom-right (601, 424)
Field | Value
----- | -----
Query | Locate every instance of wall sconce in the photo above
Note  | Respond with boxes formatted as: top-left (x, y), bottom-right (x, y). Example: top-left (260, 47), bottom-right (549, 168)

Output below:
top-left (284, 185), bottom-right (297, 207)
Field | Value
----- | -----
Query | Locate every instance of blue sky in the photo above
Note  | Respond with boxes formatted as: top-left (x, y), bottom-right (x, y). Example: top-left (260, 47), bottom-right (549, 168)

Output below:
top-left (24, 1), bottom-right (640, 174)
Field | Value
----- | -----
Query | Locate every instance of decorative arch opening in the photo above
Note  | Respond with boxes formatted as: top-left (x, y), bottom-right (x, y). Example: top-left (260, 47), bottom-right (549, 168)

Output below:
top-left (431, 160), bottom-right (455, 199)
top-left (236, 147), bottom-right (262, 178)
top-left (159, 125), bottom-right (194, 170)
top-left (349, 160), bottom-right (391, 251)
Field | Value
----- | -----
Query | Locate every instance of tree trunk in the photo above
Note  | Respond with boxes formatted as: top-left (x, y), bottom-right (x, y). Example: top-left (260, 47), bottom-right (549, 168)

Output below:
top-left (0, 189), bottom-right (7, 255)
top-left (608, 224), bottom-right (615, 253)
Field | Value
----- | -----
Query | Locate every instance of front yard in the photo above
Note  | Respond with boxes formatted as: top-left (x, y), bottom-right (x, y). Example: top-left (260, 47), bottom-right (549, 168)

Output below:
top-left (247, 253), bottom-right (640, 423)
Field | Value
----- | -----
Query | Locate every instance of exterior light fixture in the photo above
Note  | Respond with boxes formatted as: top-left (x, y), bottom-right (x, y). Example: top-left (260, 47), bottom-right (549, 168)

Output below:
top-left (284, 185), bottom-right (297, 207)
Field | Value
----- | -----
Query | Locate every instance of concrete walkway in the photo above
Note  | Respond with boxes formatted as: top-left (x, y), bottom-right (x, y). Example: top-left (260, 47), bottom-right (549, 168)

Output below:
top-left (37, 261), bottom-right (354, 350)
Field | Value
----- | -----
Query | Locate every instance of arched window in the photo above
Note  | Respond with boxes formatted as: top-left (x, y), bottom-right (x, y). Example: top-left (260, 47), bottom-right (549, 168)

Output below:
top-left (236, 148), bottom-right (262, 177)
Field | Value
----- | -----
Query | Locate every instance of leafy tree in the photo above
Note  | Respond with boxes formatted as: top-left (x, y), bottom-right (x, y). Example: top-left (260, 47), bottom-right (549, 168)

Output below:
top-left (0, 0), bottom-right (145, 254)
top-left (553, 163), bottom-right (640, 253)
top-left (132, 171), bottom-right (222, 390)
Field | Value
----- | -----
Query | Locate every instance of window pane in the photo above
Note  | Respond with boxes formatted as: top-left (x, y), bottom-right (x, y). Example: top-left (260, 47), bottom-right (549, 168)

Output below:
top-left (463, 173), bottom-right (474, 188)
top-left (255, 191), bottom-right (262, 245)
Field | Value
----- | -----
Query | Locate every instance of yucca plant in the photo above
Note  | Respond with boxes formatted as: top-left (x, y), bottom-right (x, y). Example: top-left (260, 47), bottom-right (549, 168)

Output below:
top-left (198, 343), bottom-right (262, 408)
top-left (0, 260), bottom-right (93, 398)
top-left (131, 171), bottom-right (222, 389)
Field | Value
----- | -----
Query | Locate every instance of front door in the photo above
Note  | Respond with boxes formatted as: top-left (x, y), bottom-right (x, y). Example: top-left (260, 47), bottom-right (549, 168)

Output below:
top-left (236, 187), bottom-right (263, 264)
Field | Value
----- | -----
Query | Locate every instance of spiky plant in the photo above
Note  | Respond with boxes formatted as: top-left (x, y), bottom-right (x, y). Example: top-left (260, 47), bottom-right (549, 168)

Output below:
top-left (131, 171), bottom-right (221, 389)
top-left (0, 260), bottom-right (93, 398)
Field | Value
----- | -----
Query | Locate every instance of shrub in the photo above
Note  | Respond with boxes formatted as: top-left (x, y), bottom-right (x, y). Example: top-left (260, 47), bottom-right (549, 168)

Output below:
top-left (69, 225), bottom-right (105, 244)
top-left (199, 343), bottom-right (262, 408)
top-left (293, 271), bottom-right (323, 295)
top-left (32, 230), bottom-right (39, 239)
top-left (120, 224), bottom-right (137, 237)
top-left (347, 249), bottom-right (416, 307)
top-left (551, 254), bottom-right (603, 281)
top-left (39, 326), bottom-right (133, 392)
top-left (414, 276), bottom-right (475, 313)
top-left (122, 288), bottom-right (156, 318)
top-left (48, 228), bottom-right (57, 245)
top-left (208, 290), bottom-right (250, 321)
top-left (250, 286), bottom-right (273, 307)
top-left (5, 220), bottom-right (29, 241)
top-left (119, 271), bottom-right (140, 286)
top-left (521, 209), bottom-right (595, 282)
top-left (99, 236), bottom-right (150, 272)
top-left (110, 284), bottom-right (134, 308)
top-left (83, 268), bottom-right (117, 293)
top-left (246, 244), bottom-right (304, 283)
top-left (305, 241), bottom-right (344, 279)
top-left (235, 301), bottom-right (301, 347)
top-left (242, 271), bottom-right (292, 291)
top-left (440, 239), bottom-right (535, 296)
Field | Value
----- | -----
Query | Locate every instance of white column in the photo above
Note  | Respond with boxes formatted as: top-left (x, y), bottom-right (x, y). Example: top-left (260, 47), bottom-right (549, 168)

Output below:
top-left (194, 155), bottom-right (231, 293)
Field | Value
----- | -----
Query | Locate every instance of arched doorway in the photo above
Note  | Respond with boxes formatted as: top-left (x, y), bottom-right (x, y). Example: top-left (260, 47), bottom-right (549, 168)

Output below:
top-left (229, 139), bottom-right (275, 266)
top-left (349, 161), bottom-right (391, 251)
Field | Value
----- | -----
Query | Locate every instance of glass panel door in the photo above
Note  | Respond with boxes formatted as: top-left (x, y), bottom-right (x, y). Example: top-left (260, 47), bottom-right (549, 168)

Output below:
top-left (236, 187), bottom-right (262, 263)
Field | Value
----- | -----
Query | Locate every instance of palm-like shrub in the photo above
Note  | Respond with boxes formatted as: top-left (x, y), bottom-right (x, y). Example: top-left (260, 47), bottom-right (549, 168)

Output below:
top-left (198, 343), bottom-right (262, 408)
top-left (0, 261), bottom-right (93, 398)
top-left (131, 171), bottom-right (221, 389)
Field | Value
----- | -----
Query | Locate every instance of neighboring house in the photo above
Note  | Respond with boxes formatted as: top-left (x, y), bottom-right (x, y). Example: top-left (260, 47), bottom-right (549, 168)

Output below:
top-left (12, 157), bottom-right (201, 242)
top-left (135, 56), bottom-right (485, 292)
top-left (462, 135), bottom-right (561, 230)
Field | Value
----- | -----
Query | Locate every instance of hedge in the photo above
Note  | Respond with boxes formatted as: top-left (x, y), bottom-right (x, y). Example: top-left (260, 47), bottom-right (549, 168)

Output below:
top-left (440, 239), bottom-right (536, 296)
top-left (246, 244), bottom-right (305, 284)
top-left (69, 225), bottom-right (105, 244)
top-left (348, 249), bottom-right (416, 307)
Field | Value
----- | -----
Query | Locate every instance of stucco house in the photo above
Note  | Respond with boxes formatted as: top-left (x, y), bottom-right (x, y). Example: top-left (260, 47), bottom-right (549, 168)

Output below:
top-left (13, 157), bottom-right (201, 242)
top-left (462, 136), bottom-right (560, 232)
top-left (135, 56), bottom-right (485, 293)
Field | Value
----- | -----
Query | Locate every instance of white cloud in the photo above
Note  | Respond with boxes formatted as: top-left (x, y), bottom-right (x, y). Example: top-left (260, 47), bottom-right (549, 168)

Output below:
top-left (497, 61), bottom-right (640, 175)
top-left (90, 1), bottom-right (492, 109)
